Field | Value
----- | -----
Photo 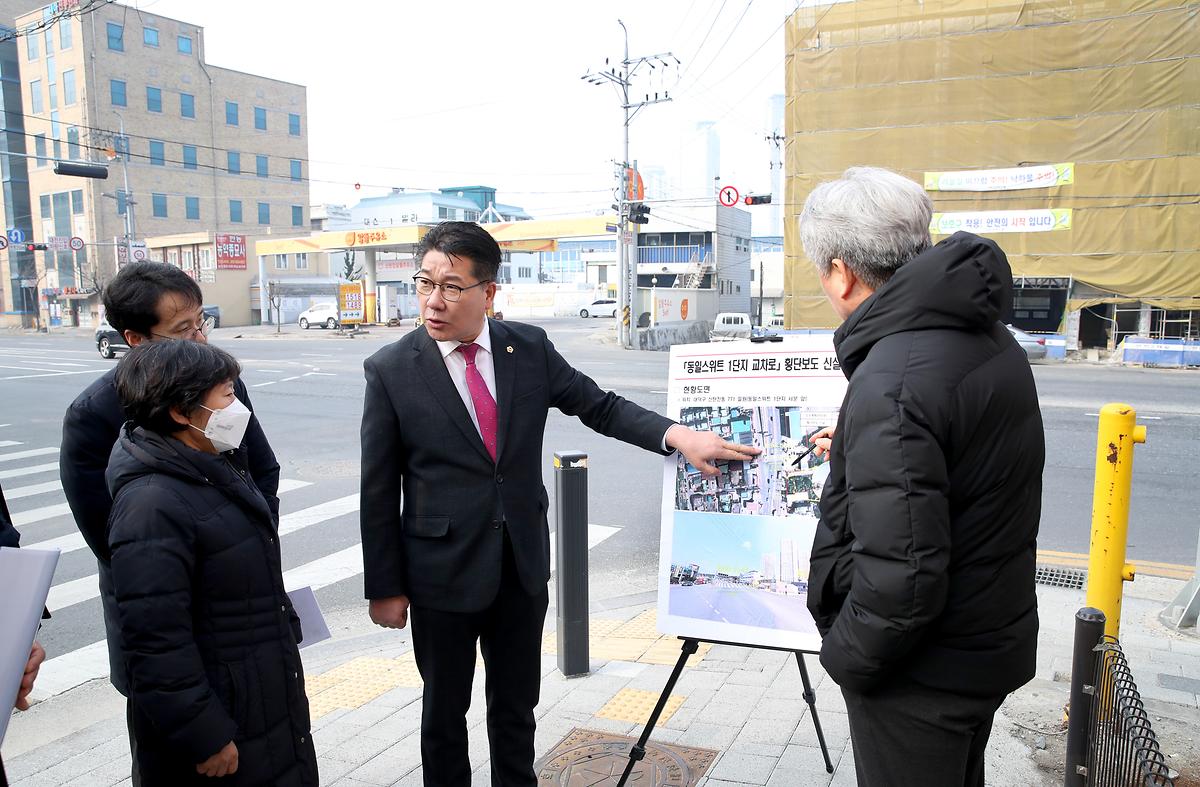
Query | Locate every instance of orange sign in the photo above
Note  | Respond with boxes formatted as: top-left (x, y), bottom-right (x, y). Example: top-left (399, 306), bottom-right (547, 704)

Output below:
top-left (680, 298), bottom-right (689, 321)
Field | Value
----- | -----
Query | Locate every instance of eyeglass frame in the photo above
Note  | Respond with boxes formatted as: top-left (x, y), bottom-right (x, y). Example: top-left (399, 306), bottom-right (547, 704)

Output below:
top-left (151, 314), bottom-right (216, 341)
top-left (412, 274), bottom-right (492, 303)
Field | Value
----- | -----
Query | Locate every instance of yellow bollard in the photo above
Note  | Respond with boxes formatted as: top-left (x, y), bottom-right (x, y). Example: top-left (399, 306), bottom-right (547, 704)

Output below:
top-left (1084, 403), bottom-right (1147, 638)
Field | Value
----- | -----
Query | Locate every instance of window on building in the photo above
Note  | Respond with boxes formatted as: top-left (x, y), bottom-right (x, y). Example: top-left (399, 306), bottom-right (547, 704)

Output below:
top-left (255, 155), bottom-right (268, 178)
top-left (182, 145), bottom-right (197, 169)
top-left (62, 70), bottom-right (76, 105)
top-left (288, 113), bottom-right (300, 136)
top-left (60, 20), bottom-right (72, 49)
top-left (199, 248), bottom-right (214, 270)
top-left (146, 86), bottom-right (162, 113)
top-left (185, 196), bottom-right (200, 220)
top-left (34, 134), bottom-right (47, 166)
top-left (152, 193), bottom-right (167, 218)
top-left (177, 34), bottom-right (192, 54)
top-left (110, 79), bottom-right (126, 106)
top-left (254, 106), bottom-right (266, 130)
top-left (48, 83), bottom-right (57, 110)
top-left (229, 200), bottom-right (243, 223)
top-left (225, 100), bottom-right (238, 125)
top-left (464, 210), bottom-right (480, 222)
top-left (27, 32), bottom-right (37, 60)
top-left (29, 80), bottom-right (42, 114)
top-left (291, 205), bottom-right (303, 227)
top-left (518, 266), bottom-right (532, 279)
top-left (143, 26), bottom-right (159, 47)
top-left (67, 127), bottom-right (80, 159)
top-left (295, 253), bottom-right (308, 270)
top-left (106, 22), bottom-right (123, 51)
top-left (180, 92), bottom-right (195, 118)
top-left (43, 27), bottom-right (52, 54)
top-left (289, 159), bottom-right (301, 181)
top-left (71, 189), bottom-right (83, 214)
top-left (274, 254), bottom-right (288, 270)
top-left (258, 202), bottom-right (270, 225)
top-left (437, 206), bottom-right (453, 219)
top-left (149, 140), bottom-right (165, 165)
top-left (227, 151), bottom-right (240, 174)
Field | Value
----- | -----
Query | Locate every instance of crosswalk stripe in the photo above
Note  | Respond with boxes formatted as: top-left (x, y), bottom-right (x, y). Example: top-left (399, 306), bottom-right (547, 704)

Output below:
top-left (0, 447), bottom-right (59, 463)
top-left (1, 480), bottom-right (61, 499)
top-left (12, 503), bottom-right (73, 527)
top-left (0, 440), bottom-right (22, 448)
top-left (0, 462), bottom-right (59, 480)
top-left (43, 491), bottom-right (361, 610)
top-left (32, 524), bottom-right (622, 699)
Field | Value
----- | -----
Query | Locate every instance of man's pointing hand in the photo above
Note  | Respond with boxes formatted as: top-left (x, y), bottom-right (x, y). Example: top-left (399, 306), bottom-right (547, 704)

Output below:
top-left (666, 424), bottom-right (762, 476)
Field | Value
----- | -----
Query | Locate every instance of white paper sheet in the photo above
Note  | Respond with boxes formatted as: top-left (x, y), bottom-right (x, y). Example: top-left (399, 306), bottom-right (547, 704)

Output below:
top-left (0, 547), bottom-right (60, 746)
top-left (286, 586), bottom-right (331, 649)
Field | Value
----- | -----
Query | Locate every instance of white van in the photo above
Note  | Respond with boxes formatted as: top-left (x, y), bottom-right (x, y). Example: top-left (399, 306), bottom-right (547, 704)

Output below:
top-left (710, 312), bottom-right (752, 341)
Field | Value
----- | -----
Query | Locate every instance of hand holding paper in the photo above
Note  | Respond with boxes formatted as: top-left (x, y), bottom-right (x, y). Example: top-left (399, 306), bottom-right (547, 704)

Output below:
top-left (15, 640), bottom-right (45, 711)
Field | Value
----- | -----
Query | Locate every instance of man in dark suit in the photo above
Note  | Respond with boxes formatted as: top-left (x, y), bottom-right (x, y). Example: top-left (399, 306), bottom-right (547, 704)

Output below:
top-left (361, 222), bottom-right (755, 785)
top-left (59, 262), bottom-right (279, 785)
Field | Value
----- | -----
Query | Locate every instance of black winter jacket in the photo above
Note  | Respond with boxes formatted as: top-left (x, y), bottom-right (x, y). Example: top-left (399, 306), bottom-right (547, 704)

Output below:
top-left (60, 368), bottom-right (279, 695)
top-left (106, 425), bottom-right (315, 786)
top-left (807, 232), bottom-right (1043, 698)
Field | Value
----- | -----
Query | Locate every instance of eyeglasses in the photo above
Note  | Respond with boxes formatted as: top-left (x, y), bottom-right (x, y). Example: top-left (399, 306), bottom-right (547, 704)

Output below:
top-left (412, 275), bottom-right (491, 303)
top-left (151, 315), bottom-right (215, 341)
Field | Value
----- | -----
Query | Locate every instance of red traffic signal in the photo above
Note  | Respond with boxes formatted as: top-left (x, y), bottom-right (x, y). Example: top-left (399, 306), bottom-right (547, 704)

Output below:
top-left (25, 242), bottom-right (48, 251)
top-left (743, 194), bottom-right (772, 206)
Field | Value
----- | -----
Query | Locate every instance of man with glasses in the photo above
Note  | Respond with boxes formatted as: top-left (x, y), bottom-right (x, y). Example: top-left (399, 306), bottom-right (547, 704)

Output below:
top-left (361, 221), bottom-right (758, 785)
top-left (59, 261), bottom-right (279, 786)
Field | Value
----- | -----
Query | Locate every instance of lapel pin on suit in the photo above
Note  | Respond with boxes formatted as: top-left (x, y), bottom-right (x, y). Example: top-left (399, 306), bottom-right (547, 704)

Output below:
top-left (506, 346), bottom-right (514, 353)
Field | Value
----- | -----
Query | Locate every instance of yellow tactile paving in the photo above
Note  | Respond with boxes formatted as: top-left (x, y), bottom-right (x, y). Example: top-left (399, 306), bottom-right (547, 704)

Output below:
top-left (303, 655), bottom-right (424, 719)
top-left (590, 637), bottom-right (657, 662)
top-left (595, 687), bottom-right (686, 725)
top-left (541, 611), bottom-right (712, 669)
top-left (609, 609), bottom-right (661, 640)
top-left (639, 639), bottom-right (712, 667)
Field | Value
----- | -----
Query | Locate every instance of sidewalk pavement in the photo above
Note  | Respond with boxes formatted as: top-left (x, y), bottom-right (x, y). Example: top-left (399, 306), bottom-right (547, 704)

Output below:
top-left (4, 575), bottom-right (1198, 787)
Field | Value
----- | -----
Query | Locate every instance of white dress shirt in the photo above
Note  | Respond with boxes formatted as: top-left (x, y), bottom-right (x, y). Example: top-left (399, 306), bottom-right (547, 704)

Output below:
top-left (436, 317), bottom-right (497, 439)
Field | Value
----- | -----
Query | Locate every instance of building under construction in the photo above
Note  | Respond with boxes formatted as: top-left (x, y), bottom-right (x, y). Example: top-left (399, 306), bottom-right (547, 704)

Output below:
top-left (782, 0), bottom-right (1198, 349)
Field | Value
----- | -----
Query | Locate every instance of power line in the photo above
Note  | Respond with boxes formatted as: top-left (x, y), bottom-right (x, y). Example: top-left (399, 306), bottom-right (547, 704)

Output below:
top-left (0, 0), bottom-right (113, 44)
top-left (675, 0), bottom-right (758, 96)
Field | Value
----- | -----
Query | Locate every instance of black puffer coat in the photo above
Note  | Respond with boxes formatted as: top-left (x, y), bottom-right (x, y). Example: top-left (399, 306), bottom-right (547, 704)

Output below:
top-left (106, 425), bottom-right (317, 786)
top-left (808, 232), bottom-right (1044, 698)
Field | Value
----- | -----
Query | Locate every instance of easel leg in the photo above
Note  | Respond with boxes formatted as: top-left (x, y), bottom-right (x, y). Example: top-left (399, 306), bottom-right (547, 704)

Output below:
top-left (795, 652), bottom-right (834, 773)
top-left (616, 638), bottom-right (699, 787)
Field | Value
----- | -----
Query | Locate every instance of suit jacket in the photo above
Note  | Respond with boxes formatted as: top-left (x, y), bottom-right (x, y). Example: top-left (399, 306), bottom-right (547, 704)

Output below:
top-left (59, 367), bottom-right (280, 695)
top-left (360, 319), bottom-right (675, 613)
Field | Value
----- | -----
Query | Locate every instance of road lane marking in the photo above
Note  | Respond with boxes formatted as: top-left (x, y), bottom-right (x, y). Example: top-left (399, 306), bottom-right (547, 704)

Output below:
top-left (0, 462), bottom-right (59, 480)
top-left (252, 381), bottom-right (277, 387)
top-left (12, 503), bottom-right (72, 526)
top-left (1, 369), bottom-right (110, 381)
top-left (0, 440), bottom-right (22, 448)
top-left (0, 447), bottom-right (60, 463)
top-left (0, 480), bottom-right (60, 500)
top-left (280, 376), bottom-right (301, 382)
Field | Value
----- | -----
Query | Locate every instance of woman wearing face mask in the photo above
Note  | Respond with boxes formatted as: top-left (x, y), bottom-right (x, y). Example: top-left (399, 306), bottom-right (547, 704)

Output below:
top-left (107, 340), bottom-right (317, 786)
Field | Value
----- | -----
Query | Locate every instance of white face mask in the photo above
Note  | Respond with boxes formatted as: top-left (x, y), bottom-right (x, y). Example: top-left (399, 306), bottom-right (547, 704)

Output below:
top-left (191, 398), bottom-right (252, 453)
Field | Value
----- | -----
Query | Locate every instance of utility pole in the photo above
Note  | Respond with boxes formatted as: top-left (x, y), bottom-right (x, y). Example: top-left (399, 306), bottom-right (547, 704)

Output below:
top-left (583, 21), bottom-right (678, 349)
top-left (758, 260), bottom-right (764, 327)
top-left (116, 114), bottom-right (135, 266)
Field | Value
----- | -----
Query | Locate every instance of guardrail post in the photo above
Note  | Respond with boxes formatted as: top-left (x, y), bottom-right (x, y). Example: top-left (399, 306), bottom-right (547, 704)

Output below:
top-left (1065, 607), bottom-right (1106, 787)
top-left (1085, 403), bottom-right (1147, 638)
top-left (554, 451), bottom-right (589, 677)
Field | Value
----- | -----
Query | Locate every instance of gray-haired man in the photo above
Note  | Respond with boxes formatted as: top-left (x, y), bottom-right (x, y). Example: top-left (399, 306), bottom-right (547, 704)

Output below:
top-left (802, 167), bottom-right (1044, 786)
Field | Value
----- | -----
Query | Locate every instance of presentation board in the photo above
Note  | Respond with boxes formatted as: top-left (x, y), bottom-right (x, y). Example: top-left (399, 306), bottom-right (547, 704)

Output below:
top-left (656, 335), bottom-right (847, 652)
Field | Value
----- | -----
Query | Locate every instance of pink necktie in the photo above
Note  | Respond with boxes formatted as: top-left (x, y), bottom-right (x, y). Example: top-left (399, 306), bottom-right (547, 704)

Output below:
top-left (457, 343), bottom-right (497, 461)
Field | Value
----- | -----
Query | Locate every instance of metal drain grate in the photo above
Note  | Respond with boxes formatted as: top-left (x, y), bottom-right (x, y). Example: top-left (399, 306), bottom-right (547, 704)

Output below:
top-left (1035, 564), bottom-right (1087, 590)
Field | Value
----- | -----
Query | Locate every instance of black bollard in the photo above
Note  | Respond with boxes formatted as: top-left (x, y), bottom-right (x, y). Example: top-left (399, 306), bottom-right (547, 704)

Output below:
top-left (554, 451), bottom-right (589, 677)
top-left (1064, 607), bottom-right (1106, 787)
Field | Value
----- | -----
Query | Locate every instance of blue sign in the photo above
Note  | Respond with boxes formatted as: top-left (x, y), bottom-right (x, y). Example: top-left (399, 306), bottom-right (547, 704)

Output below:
top-left (6, 228), bottom-right (25, 244)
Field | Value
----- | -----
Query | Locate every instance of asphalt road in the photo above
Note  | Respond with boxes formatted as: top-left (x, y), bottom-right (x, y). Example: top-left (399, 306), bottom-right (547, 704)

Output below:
top-left (2, 318), bottom-right (1198, 689)
top-left (669, 584), bottom-right (816, 633)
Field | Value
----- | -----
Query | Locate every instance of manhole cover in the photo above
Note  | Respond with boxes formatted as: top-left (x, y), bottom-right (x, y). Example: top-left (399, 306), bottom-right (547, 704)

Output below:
top-left (536, 727), bottom-right (716, 786)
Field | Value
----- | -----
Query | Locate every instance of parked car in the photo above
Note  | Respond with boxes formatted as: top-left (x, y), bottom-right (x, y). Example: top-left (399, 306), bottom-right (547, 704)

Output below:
top-left (579, 299), bottom-right (618, 318)
top-left (710, 312), bottom-right (752, 341)
top-left (1007, 325), bottom-right (1047, 361)
top-left (298, 302), bottom-right (340, 330)
top-left (95, 320), bottom-right (129, 359)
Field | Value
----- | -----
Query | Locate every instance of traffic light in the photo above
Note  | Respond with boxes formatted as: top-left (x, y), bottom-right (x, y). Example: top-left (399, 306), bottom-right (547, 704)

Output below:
top-left (629, 203), bottom-right (651, 224)
top-left (25, 243), bottom-right (47, 252)
top-left (743, 194), bottom-right (772, 205)
top-left (54, 161), bottom-right (109, 179)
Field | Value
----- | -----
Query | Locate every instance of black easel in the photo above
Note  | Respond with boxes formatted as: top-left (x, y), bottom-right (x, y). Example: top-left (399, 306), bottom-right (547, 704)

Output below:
top-left (616, 637), bottom-right (833, 786)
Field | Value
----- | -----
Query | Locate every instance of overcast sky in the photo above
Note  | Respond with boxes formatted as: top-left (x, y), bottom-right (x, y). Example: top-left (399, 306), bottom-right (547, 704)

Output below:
top-left (139, 0), bottom-right (801, 218)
